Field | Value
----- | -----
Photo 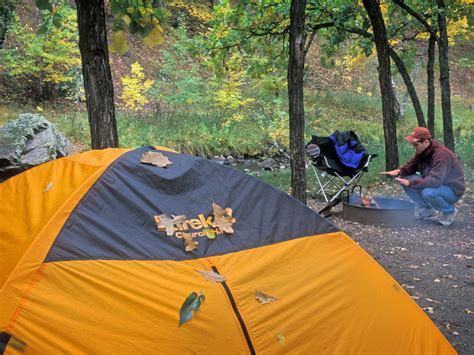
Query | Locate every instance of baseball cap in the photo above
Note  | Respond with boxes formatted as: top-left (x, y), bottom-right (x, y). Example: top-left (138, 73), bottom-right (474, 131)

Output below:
top-left (404, 127), bottom-right (431, 143)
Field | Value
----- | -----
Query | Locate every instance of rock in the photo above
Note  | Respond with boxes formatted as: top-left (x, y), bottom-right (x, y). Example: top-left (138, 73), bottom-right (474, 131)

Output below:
top-left (224, 155), bottom-right (235, 165)
top-left (0, 113), bottom-right (71, 181)
top-left (260, 158), bottom-right (279, 171)
top-left (212, 155), bottom-right (225, 164)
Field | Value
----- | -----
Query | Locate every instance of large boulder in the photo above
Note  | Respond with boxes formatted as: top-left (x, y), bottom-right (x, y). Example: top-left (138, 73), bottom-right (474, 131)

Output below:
top-left (0, 113), bottom-right (71, 181)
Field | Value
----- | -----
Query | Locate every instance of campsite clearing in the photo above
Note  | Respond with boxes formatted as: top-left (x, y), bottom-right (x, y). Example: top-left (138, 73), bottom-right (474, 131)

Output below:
top-left (309, 185), bottom-right (474, 355)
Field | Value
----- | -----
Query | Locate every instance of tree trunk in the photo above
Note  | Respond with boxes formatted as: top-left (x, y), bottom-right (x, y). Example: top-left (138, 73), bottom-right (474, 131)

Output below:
top-left (362, 0), bottom-right (399, 170)
top-left (427, 34), bottom-right (436, 137)
top-left (437, 0), bottom-right (454, 152)
top-left (389, 47), bottom-right (425, 127)
top-left (288, 0), bottom-right (307, 203)
top-left (76, 0), bottom-right (118, 149)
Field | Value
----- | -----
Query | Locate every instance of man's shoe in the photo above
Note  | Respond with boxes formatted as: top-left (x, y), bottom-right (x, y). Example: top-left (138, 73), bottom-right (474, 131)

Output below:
top-left (415, 207), bottom-right (435, 220)
top-left (438, 208), bottom-right (458, 227)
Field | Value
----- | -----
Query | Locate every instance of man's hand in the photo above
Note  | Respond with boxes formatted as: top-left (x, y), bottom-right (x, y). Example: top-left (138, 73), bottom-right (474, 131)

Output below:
top-left (395, 177), bottom-right (410, 186)
top-left (380, 169), bottom-right (400, 177)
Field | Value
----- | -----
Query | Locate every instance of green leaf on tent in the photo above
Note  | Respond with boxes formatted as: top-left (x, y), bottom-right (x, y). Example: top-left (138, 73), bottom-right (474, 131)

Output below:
top-left (179, 291), bottom-right (205, 326)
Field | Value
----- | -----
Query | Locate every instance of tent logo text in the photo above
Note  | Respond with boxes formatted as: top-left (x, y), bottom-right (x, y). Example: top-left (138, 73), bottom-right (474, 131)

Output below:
top-left (154, 213), bottom-right (223, 239)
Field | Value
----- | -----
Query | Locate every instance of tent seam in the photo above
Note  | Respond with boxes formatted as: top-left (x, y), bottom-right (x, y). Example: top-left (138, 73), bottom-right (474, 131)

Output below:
top-left (1, 151), bottom-right (129, 295)
top-left (6, 264), bottom-right (47, 332)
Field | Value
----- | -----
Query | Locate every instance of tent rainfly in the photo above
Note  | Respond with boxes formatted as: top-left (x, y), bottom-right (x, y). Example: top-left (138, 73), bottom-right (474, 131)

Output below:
top-left (0, 147), bottom-right (455, 354)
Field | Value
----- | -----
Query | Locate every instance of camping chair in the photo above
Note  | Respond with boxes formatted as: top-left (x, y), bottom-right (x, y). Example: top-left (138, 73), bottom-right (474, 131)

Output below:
top-left (306, 134), bottom-right (377, 217)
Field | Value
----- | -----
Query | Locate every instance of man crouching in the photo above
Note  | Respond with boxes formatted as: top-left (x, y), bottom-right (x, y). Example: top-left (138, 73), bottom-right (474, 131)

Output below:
top-left (381, 127), bottom-right (465, 226)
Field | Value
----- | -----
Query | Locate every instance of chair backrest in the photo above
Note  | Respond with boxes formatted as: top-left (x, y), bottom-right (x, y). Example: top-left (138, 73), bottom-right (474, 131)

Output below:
top-left (306, 134), bottom-right (369, 177)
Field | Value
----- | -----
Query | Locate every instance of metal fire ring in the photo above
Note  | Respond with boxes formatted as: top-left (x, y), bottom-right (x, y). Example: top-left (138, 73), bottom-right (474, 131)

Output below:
top-left (342, 195), bottom-right (415, 228)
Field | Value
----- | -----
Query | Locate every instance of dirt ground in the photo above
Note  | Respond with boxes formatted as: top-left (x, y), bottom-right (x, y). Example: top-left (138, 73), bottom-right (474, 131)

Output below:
top-left (307, 182), bottom-right (473, 354)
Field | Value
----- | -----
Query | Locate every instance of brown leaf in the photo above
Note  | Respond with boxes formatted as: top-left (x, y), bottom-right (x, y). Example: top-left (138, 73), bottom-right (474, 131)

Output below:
top-left (140, 151), bottom-right (172, 168)
top-left (211, 203), bottom-right (236, 234)
top-left (464, 308), bottom-right (473, 314)
top-left (256, 290), bottom-right (277, 304)
top-left (194, 269), bottom-right (226, 282)
top-left (43, 182), bottom-right (54, 193)
top-left (155, 214), bottom-right (186, 236)
top-left (184, 235), bottom-right (198, 252)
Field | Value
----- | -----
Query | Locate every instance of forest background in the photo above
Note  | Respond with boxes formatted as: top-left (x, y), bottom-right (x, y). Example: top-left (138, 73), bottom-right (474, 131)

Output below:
top-left (0, 0), bottom-right (473, 193)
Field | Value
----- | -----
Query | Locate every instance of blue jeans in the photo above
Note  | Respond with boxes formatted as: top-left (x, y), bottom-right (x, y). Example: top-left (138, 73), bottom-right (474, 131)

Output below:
top-left (402, 175), bottom-right (460, 213)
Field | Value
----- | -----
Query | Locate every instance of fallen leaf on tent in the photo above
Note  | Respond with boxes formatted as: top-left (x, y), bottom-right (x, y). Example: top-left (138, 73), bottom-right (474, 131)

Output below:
top-left (194, 269), bottom-right (226, 283)
top-left (204, 228), bottom-right (217, 240)
top-left (140, 151), bottom-right (172, 168)
top-left (276, 332), bottom-right (285, 346)
top-left (43, 182), bottom-right (54, 193)
top-left (212, 203), bottom-right (236, 234)
top-left (184, 235), bottom-right (198, 252)
top-left (464, 308), bottom-right (473, 314)
top-left (256, 291), bottom-right (277, 304)
top-left (179, 291), bottom-right (205, 326)
top-left (155, 214), bottom-right (187, 236)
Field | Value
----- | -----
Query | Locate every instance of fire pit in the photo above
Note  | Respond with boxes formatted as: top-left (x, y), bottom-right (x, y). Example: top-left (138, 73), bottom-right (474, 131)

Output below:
top-left (342, 195), bottom-right (414, 228)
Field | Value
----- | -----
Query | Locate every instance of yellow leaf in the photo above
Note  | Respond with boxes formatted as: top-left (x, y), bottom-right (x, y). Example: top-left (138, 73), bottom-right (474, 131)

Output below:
top-left (276, 332), bottom-right (285, 346)
top-left (204, 228), bottom-right (217, 240)
top-left (144, 25), bottom-right (164, 48)
top-left (109, 30), bottom-right (129, 55)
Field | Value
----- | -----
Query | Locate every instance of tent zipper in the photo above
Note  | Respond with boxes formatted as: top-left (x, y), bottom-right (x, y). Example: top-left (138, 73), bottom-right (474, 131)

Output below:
top-left (211, 266), bottom-right (256, 355)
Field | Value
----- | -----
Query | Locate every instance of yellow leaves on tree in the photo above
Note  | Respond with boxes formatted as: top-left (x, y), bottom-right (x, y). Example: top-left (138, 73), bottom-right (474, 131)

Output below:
top-left (416, 16), bottom-right (470, 45)
top-left (120, 61), bottom-right (154, 111)
top-left (213, 53), bottom-right (255, 111)
top-left (3, 12), bottom-right (80, 85)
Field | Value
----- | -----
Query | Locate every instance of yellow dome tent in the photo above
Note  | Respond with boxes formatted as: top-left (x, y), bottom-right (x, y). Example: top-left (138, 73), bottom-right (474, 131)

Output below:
top-left (0, 147), bottom-right (455, 354)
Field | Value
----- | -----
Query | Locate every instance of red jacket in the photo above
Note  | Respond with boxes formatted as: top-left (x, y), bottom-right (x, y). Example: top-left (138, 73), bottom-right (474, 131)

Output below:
top-left (399, 140), bottom-right (465, 196)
